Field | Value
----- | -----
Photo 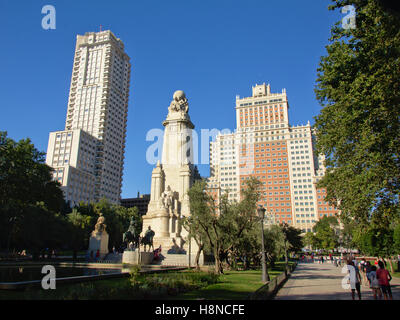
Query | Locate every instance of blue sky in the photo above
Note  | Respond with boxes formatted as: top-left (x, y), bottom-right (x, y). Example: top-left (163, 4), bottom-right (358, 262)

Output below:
top-left (0, 0), bottom-right (343, 198)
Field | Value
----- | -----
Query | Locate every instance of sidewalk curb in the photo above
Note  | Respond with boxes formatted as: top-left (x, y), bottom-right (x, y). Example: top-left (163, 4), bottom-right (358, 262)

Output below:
top-left (247, 262), bottom-right (298, 300)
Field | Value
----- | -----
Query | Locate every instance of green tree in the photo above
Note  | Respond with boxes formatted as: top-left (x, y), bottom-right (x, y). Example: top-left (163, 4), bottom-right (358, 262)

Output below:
top-left (393, 224), bottom-right (400, 253)
top-left (281, 223), bottom-right (303, 265)
top-left (12, 203), bottom-right (68, 259)
top-left (219, 178), bottom-right (261, 270)
top-left (187, 180), bottom-right (221, 273)
top-left (263, 225), bottom-right (285, 267)
top-left (352, 223), bottom-right (396, 271)
top-left (180, 213), bottom-right (206, 270)
top-left (75, 199), bottom-right (140, 253)
top-left (0, 131), bottom-right (65, 212)
top-left (339, 218), bottom-right (357, 250)
top-left (303, 232), bottom-right (318, 250)
top-left (66, 209), bottom-right (92, 260)
top-left (187, 177), bottom-right (261, 274)
top-left (0, 132), bottom-right (66, 252)
top-left (232, 226), bottom-right (261, 270)
top-left (313, 0), bottom-right (400, 225)
top-left (313, 216), bottom-right (339, 251)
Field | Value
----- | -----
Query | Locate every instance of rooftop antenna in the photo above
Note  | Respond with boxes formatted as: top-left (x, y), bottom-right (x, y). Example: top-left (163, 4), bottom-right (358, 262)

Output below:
top-left (99, 24), bottom-right (103, 32)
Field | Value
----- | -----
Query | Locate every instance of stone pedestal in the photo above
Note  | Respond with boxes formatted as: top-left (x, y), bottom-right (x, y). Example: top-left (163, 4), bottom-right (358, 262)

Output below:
top-left (122, 250), bottom-right (154, 265)
top-left (88, 231), bottom-right (109, 259)
top-left (140, 252), bottom-right (155, 265)
top-left (122, 250), bottom-right (138, 264)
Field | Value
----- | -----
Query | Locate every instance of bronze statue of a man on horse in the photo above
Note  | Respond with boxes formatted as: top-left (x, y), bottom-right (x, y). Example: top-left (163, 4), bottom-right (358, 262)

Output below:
top-left (123, 219), bottom-right (155, 253)
top-left (122, 217), bottom-right (140, 250)
top-left (141, 226), bottom-right (155, 252)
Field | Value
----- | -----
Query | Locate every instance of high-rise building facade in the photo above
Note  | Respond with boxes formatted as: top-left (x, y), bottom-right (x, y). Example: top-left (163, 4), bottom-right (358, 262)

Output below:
top-left (209, 132), bottom-right (240, 202)
top-left (208, 83), bottom-right (339, 233)
top-left (46, 30), bottom-right (131, 206)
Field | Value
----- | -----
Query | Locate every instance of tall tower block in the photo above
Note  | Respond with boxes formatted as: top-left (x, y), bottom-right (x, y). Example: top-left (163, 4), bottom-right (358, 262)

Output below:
top-left (45, 30), bottom-right (131, 206)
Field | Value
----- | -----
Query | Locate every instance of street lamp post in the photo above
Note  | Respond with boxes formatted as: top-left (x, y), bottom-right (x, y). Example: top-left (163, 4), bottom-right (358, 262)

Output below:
top-left (257, 205), bottom-right (270, 282)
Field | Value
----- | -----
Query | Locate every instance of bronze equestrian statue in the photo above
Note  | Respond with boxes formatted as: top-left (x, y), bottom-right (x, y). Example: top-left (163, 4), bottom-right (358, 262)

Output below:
top-left (141, 226), bottom-right (155, 252)
top-left (122, 217), bottom-right (140, 250)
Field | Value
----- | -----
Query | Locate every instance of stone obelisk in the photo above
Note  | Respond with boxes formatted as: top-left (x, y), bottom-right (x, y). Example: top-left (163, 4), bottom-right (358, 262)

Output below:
top-left (141, 90), bottom-right (198, 255)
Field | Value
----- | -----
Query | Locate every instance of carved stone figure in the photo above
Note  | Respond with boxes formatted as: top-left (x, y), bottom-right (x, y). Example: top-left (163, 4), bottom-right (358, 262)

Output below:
top-left (168, 90), bottom-right (189, 114)
top-left (159, 185), bottom-right (174, 214)
top-left (94, 213), bottom-right (106, 234)
top-left (88, 212), bottom-right (109, 260)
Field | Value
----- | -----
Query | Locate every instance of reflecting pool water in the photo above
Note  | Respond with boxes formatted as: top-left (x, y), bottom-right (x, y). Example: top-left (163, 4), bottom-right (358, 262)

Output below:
top-left (0, 266), bottom-right (124, 283)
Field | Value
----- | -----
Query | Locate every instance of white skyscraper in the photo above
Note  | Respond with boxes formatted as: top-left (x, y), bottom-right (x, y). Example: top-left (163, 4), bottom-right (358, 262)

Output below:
top-left (46, 30), bottom-right (131, 206)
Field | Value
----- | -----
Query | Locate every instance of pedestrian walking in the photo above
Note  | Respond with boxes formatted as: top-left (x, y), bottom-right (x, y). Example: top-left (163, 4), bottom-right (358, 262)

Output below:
top-left (376, 260), bottom-right (393, 300)
top-left (365, 261), bottom-right (372, 285)
top-left (352, 257), bottom-right (358, 269)
top-left (369, 266), bottom-right (382, 300)
top-left (321, 256), bottom-right (324, 264)
top-left (360, 258), bottom-right (367, 282)
top-left (347, 260), bottom-right (362, 300)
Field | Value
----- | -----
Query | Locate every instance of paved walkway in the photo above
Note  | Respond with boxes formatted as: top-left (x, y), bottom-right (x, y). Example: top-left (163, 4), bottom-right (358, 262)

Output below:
top-left (275, 261), bottom-right (400, 300)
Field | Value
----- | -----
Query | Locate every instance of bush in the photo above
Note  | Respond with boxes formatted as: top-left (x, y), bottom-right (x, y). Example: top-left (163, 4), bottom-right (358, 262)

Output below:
top-left (129, 269), bottom-right (220, 298)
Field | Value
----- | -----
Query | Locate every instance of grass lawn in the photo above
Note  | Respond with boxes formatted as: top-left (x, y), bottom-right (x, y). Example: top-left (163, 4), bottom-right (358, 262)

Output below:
top-left (170, 261), bottom-right (294, 300)
top-left (386, 260), bottom-right (400, 279)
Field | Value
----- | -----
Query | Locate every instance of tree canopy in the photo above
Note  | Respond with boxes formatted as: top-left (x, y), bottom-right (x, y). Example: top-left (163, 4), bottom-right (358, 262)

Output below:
top-left (186, 177), bottom-right (303, 273)
top-left (0, 131), bottom-right (141, 258)
top-left (314, 0), bottom-right (400, 226)
top-left (186, 177), bottom-right (261, 274)
top-left (0, 131), bottom-right (66, 212)
top-left (0, 131), bottom-right (67, 252)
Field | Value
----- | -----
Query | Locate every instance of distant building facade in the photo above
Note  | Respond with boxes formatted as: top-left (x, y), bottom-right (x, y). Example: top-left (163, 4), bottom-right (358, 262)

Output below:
top-left (208, 83), bottom-right (339, 233)
top-left (120, 193), bottom-right (151, 216)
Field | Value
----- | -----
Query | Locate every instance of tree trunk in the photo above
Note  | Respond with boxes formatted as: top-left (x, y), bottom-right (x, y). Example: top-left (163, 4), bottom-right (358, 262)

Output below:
top-left (243, 256), bottom-right (249, 270)
top-left (213, 248), bottom-right (223, 274)
top-left (195, 243), bottom-right (203, 271)
top-left (225, 251), bottom-right (235, 270)
top-left (387, 256), bottom-right (394, 273)
top-left (284, 241), bottom-right (288, 267)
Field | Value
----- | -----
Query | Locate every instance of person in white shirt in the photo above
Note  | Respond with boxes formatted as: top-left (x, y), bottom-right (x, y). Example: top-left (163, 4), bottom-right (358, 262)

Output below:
top-left (347, 260), bottom-right (362, 300)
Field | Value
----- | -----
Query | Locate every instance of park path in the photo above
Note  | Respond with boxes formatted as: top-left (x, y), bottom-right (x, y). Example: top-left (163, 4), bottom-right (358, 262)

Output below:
top-left (275, 260), bottom-right (400, 300)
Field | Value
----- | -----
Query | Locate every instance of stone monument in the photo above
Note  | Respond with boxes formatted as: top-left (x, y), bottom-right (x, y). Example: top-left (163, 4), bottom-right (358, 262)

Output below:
top-left (88, 213), bottom-right (109, 260)
top-left (141, 90), bottom-right (202, 264)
